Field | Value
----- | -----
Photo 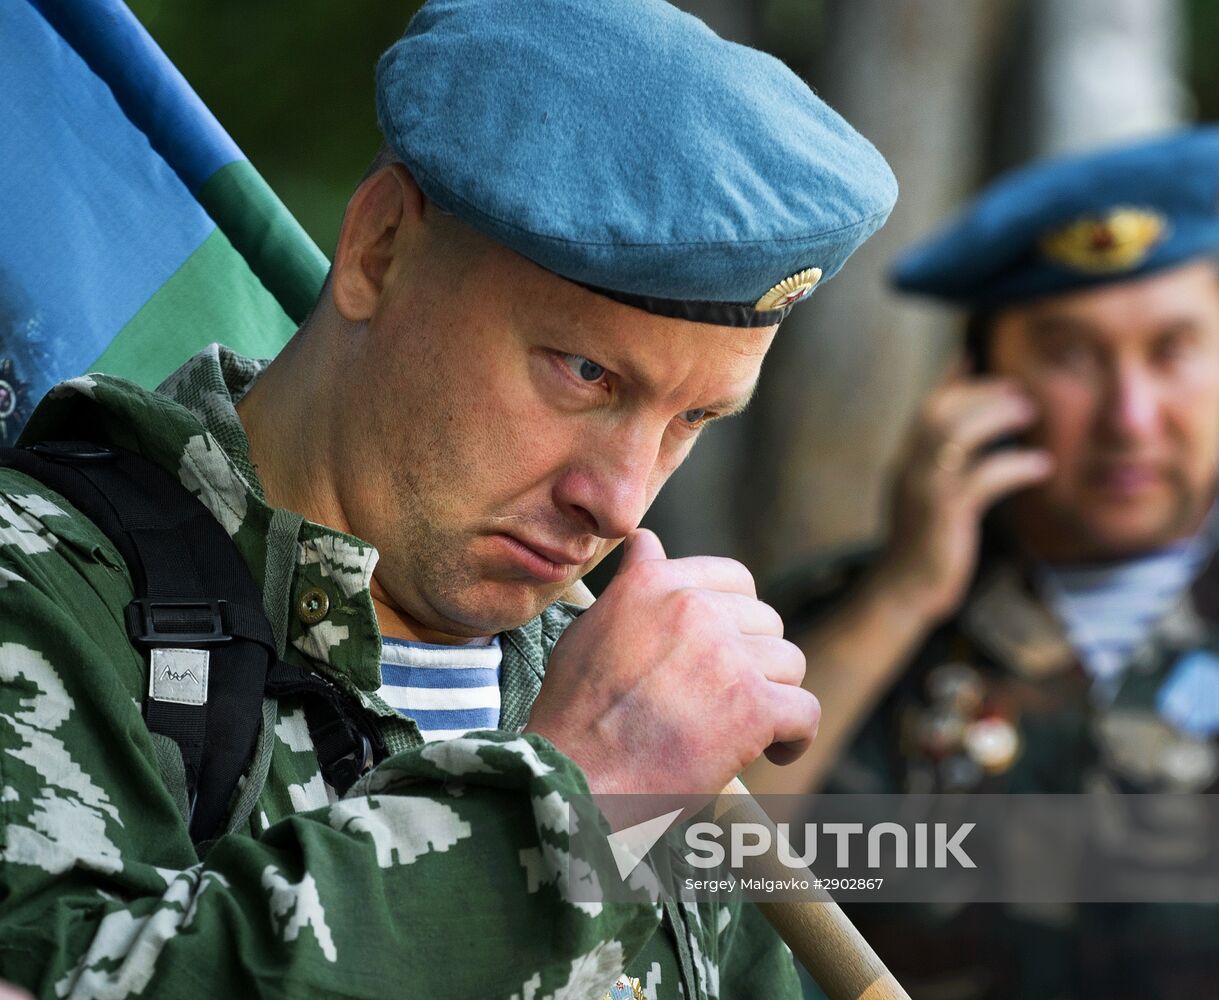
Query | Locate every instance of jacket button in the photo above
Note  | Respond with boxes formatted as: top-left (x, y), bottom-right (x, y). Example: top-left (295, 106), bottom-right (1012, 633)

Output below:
top-left (297, 587), bottom-right (330, 625)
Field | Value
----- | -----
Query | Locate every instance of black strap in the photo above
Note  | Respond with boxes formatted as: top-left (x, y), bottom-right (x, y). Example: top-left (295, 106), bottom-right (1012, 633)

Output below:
top-left (266, 661), bottom-right (384, 793)
top-left (1, 441), bottom-right (274, 841)
top-left (0, 441), bottom-right (384, 844)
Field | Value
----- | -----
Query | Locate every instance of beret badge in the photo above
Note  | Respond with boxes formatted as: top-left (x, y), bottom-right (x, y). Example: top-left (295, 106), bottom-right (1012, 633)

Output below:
top-left (754, 267), bottom-right (823, 311)
top-left (1039, 206), bottom-right (1168, 274)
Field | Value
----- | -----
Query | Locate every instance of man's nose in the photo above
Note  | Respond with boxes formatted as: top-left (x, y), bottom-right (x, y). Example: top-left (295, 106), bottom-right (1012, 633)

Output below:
top-left (553, 424), bottom-right (660, 539)
top-left (1099, 362), bottom-right (1162, 441)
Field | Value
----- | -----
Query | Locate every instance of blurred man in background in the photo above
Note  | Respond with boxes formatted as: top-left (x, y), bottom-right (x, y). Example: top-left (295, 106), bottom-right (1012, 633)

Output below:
top-left (748, 128), bottom-right (1219, 999)
top-left (0, 0), bottom-right (897, 996)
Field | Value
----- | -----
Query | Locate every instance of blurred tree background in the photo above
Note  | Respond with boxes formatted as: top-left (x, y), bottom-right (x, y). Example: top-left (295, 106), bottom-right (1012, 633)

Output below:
top-left (128, 1), bottom-right (422, 254)
top-left (128, 0), bottom-right (1219, 584)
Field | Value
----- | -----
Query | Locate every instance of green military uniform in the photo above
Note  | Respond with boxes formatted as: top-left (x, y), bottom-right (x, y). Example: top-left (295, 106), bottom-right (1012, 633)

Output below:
top-left (783, 529), bottom-right (1219, 1000)
top-left (0, 345), bottom-right (798, 999)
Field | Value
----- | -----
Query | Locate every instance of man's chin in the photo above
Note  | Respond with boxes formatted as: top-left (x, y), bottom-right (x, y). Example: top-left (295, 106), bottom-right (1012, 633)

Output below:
top-left (440, 576), bottom-right (572, 636)
top-left (1071, 502), bottom-right (1202, 560)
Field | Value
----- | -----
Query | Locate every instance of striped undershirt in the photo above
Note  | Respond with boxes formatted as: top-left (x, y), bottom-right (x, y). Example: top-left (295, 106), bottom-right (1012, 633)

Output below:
top-left (376, 636), bottom-right (503, 741)
top-left (1039, 538), bottom-right (1206, 697)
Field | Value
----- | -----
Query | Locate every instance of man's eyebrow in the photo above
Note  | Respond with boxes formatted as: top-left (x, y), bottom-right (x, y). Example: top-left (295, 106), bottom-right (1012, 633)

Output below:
top-left (596, 346), bottom-right (760, 417)
top-left (1026, 315), bottom-right (1098, 337)
top-left (708, 380), bottom-right (760, 417)
top-left (1028, 314), bottom-right (1205, 339)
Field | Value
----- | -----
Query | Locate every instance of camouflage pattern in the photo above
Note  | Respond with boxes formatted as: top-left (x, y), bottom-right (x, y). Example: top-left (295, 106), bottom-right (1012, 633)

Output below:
top-left (0, 345), bottom-right (799, 999)
top-left (786, 532), bottom-right (1219, 1000)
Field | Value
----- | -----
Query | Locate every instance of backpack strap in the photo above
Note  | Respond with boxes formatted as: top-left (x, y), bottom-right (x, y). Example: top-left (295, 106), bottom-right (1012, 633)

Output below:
top-left (0, 441), bottom-right (384, 845)
top-left (265, 660), bottom-right (382, 793)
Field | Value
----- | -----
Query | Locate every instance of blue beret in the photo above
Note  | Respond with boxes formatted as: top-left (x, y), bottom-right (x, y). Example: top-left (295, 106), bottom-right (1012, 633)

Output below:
top-left (892, 127), bottom-right (1219, 310)
top-left (375, 0), bottom-right (896, 327)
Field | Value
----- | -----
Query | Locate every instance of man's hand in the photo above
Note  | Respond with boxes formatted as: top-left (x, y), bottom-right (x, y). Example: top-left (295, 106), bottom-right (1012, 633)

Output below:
top-left (526, 529), bottom-right (818, 796)
top-left (743, 372), bottom-right (1052, 797)
top-left (871, 373), bottom-right (1052, 624)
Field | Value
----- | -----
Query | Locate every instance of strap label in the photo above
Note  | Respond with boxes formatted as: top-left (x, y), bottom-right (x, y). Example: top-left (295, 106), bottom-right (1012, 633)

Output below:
top-left (149, 648), bottom-right (210, 706)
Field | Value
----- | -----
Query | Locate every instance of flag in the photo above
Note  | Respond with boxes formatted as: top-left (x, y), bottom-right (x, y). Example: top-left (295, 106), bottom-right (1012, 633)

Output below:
top-left (0, 0), bottom-right (330, 444)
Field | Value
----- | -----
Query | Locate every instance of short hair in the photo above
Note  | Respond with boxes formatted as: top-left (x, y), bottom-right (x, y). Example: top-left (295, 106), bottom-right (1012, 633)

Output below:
top-left (361, 142), bottom-right (400, 182)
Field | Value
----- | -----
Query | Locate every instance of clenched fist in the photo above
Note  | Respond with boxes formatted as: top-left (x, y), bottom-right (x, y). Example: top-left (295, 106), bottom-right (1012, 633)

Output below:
top-left (526, 529), bottom-right (819, 796)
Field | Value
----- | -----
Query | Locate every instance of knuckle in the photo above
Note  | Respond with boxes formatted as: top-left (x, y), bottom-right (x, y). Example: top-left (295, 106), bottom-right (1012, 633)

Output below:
top-left (784, 640), bottom-right (807, 680)
top-left (706, 555), bottom-right (756, 595)
top-left (728, 558), bottom-right (757, 594)
top-left (709, 647), bottom-right (755, 700)
top-left (739, 657), bottom-right (767, 692)
top-left (630, 559), bottom-right (682, 599)
top-left (805, 691), bottom-right (823, 732)
top-left (624, 557), bottom-right (662, 590)
top-left (763, 602), bottom-right (786, 636)
top-left (742, 731), bottom-right (772, 767)
top-left (670, 586), bottom-right (712, 625)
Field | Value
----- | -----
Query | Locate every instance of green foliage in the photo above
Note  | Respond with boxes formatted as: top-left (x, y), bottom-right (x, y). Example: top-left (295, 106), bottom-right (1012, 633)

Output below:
top-left (1186, 0), bottom-right (1219, 122)
top-left (128, 0), bottom-right (424, 255)
top-left (759, 0), bottom-right (822, 73)
top-left (126, 0), bottom-right (1218, 257)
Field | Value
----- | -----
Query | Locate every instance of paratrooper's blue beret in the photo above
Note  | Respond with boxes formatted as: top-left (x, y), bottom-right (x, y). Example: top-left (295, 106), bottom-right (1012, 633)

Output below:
top-left (375, 0), bottom-right (897, 328)
top-left (892, 128), bottom-right (1219, 310)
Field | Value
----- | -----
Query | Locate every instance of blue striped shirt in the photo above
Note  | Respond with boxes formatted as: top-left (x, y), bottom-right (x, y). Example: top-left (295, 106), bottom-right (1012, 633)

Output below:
top-left (1040, 539), bottom-right (1206, 695)
top-left (376, 636), bottom-right (503, 741)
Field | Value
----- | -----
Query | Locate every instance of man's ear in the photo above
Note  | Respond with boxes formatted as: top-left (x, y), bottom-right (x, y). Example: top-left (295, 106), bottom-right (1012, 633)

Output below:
top-left (331, 164), bottom-right (425, 322)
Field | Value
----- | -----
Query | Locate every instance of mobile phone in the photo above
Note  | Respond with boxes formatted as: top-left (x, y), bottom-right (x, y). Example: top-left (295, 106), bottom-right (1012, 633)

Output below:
top-left (964, 311), bottom-right (1022, 454)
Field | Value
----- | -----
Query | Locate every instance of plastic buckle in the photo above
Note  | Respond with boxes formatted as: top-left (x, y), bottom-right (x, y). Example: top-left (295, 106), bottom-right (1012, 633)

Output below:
top-left (320, 732), bottom-right (375, 794)
top-left (126, 598), bottom-right (232, 646)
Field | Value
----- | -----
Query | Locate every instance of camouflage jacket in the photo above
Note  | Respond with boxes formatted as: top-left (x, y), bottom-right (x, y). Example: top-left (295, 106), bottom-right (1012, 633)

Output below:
top-left (0, 345), bottom-right (798, 1000)
top-left (783, 533), bottom-right (1219, 1000)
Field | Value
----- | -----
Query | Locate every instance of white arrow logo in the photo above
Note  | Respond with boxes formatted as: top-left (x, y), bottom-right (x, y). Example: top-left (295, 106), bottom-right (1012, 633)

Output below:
top-left (606, 808), bottom-right (684, 881)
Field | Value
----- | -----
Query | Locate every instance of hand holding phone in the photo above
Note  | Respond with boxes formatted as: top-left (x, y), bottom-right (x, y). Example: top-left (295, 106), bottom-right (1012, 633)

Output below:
top-left (870, 372), bottom-right (1053, 625)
